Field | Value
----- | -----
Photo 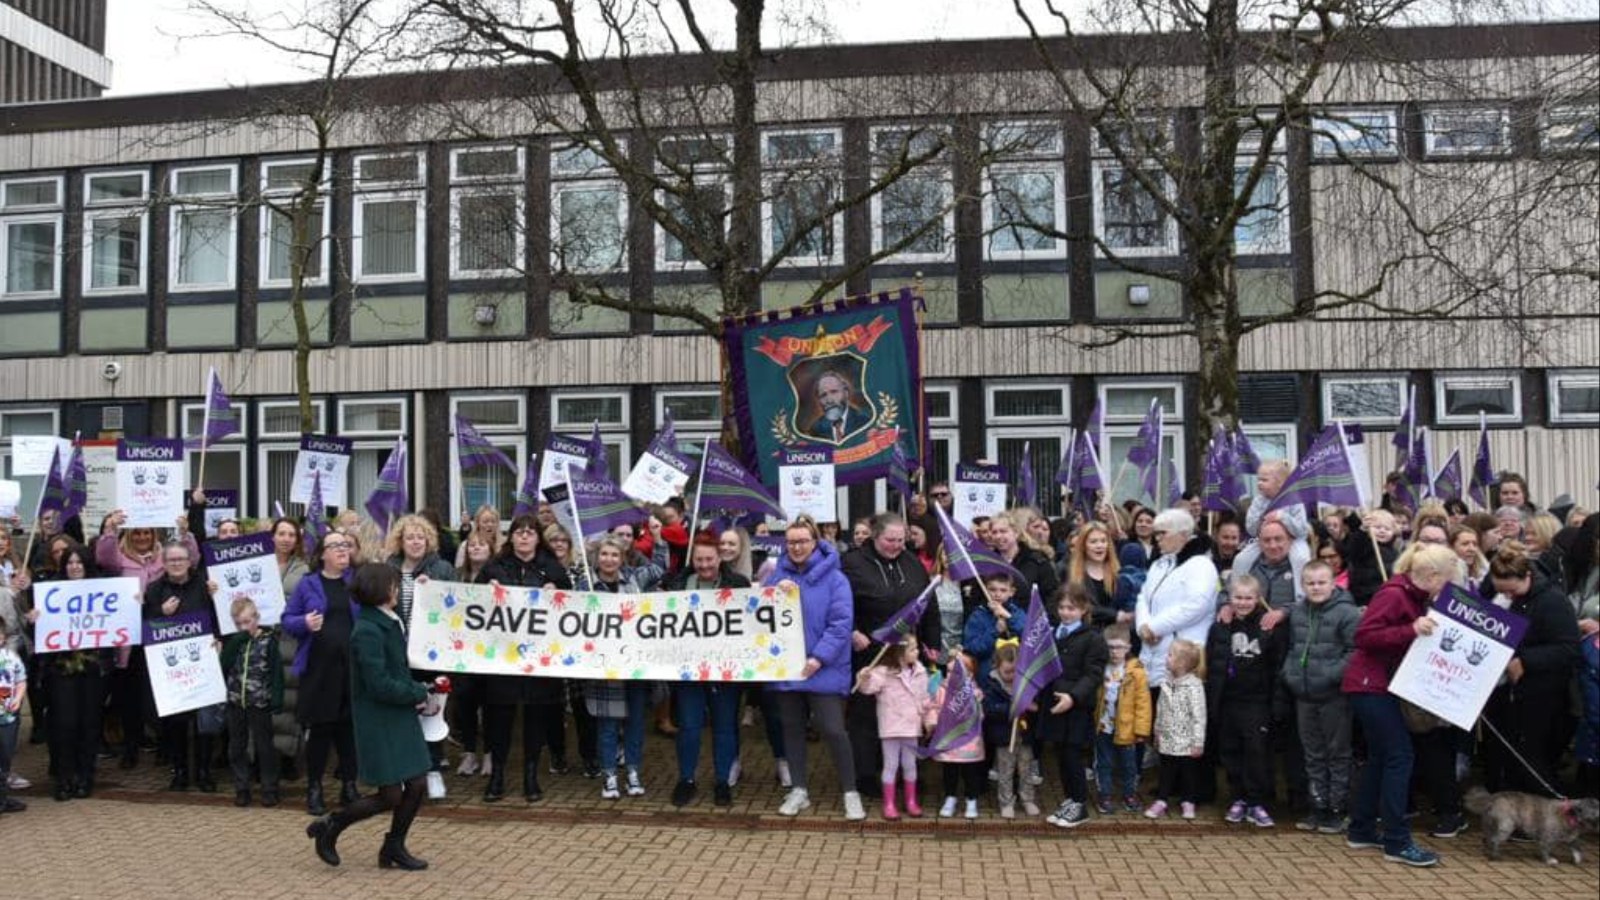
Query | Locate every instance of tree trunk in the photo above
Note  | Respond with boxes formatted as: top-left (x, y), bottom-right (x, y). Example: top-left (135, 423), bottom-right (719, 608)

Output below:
top-left (1191, 258), bottom-right (1242, 476)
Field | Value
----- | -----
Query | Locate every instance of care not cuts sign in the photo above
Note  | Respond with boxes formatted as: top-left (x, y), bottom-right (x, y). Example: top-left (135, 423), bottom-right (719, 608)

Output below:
top-left (952, 461), bottom-right (1007, 527)
top-left (203, 532), bottom-right (286, 634)
top-left (114, 439), bottom-right (186, 528)
top-left (290, 435), bottom-right (352, 505)
top-left (1389, 584), bottom-right (1529, 731)
top-left (144, 613), bottom-right (226, 718)
top-left (33, 576), bottom-right (142, 652)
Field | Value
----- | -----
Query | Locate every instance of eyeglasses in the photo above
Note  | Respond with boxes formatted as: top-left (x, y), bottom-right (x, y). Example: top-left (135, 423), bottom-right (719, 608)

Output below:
top-left (930, 491), bottom-right (950, 499)
top-left (325, 542), bottom-right (352, 551)
top-left (786, 538), bottom-right (816, 547)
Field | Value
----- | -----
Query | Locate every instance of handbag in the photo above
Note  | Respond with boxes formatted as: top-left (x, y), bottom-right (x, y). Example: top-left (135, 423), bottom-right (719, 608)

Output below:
top-left (1397, 698), bottom-right (1448, 734)
top-left (196, 702), bottom-right (228, 736)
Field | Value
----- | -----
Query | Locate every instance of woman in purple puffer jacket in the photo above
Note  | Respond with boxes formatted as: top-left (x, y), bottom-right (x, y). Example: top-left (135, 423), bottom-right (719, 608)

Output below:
top-left (763, 515), bottom-right (862, 821)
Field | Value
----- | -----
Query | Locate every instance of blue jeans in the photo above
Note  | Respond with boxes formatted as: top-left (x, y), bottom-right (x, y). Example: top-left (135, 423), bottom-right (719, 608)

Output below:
top-left (1094, 732), bottom-right (1138, 798)
top-left (1348, 693), bottom-right (1415, 853)
top-left (674, 683), bottom-right (742, 784)
top-left (595, 685), bottom-right (649, 775)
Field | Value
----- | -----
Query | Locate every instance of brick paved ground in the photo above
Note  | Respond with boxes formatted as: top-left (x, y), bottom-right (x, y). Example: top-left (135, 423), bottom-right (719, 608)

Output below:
top-left (6, 718), bottom-right (1597, 898)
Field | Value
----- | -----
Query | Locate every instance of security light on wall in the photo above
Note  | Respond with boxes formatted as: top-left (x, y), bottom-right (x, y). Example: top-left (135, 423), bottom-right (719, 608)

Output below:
top-left (1127, 284), bottom-right (1151, 306)
top-left (473, 303), bottom-right (498, 326)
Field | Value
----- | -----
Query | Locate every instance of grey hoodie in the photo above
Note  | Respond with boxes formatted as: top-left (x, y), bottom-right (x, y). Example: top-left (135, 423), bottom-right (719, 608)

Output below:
top-left (1280, 587), bottom-right (1360, 701)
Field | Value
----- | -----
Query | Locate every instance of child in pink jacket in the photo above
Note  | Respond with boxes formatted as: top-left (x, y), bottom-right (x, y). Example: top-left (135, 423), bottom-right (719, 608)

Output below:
top-left (855, 635), bottom-right (930, 820)
top-left (925, 652), bottom-right (986, 819)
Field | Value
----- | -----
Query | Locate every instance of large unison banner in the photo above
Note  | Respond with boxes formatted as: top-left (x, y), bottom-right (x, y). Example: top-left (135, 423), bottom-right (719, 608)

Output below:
top-left (723, 288), bottom-right (923, 488)
top-left (407, 579), bottom-right (807, 682)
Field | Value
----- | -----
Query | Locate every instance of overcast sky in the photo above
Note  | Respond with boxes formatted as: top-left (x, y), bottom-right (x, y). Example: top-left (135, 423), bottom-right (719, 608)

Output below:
top-left (103, 0), bottom-right (1044, 97)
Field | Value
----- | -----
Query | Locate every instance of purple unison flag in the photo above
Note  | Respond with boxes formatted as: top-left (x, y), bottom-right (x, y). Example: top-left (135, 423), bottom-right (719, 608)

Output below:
top-left (454, 414), bottom-right (515, 472)
top-left (1200, 427), bottom-right (1239, 514)
top-left (1392, 389), bottom-right (1415, 470)
top-left (186, 367), bottom-right (241, 451)
top-left (1126, 399), bottom-right (1162, 470)
top-left (1432, 449), bottom-right (1464, 503)
top-left (1268, 425), bottom-right (1365, 513)
top-left (933, 504), bottom-right (1026, 584)
top-left (1062, 431), bottom-right (1105, 514)
top-left (869, 577), bottom-right (941, 645)
top-left (1016, 441), bottom-right (1037, 510)
top-left (38, 444), bottom-right (68, 515)
top-left (920, 655), bottom-right (982, 758)
top-left (363, 438), bottom-right (408, 533)
top-left (1400, 426), bottom-right (1431, 509)
top-left (1053, 431), bottom-right (1077, 488)
top-left (699, 442), bottom-right (785, 519)
top-left (887, 432), bottom-right (914, 508)
top-left (586, 421), bottom-right (610, 477)
top-left (1085, 400), bottom-right (1104, 449)
top-left (1469, 412), bottom-right (1495, 509)
top-left (1232, 427), bottom-right (1260, 474)
top-left (1163, 458), bottom-right (1183, 509)
top-left (660, 407), bottom-right (678, 450)
top-left (62, 442), bottom-right (87, 521)
top-left (567, 463), bottom-right (642, 535)
top-left (304, 469), bottom-right (330, 554)
top-left (1011, 587), bottom-right (1063, 721)
top-left (512, 455), bottom-right (541, 519)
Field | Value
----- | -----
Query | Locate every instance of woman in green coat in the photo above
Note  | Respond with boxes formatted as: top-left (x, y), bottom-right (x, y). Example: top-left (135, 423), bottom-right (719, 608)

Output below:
top-left (306, 564), bottom-right (432, 871)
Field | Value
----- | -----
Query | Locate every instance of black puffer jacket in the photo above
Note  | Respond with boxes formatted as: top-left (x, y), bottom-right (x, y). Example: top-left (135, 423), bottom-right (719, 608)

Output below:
top-left (841, 544), bottom-right (934, 669)
top-left (1036, 624), bottom-right (1108, 744)
top-left (1280, 588), bottom-right (1360, 701)
top-left (1206, 608), bottom-right (1287, 715)
top-left (1499, 573), bottom-right (1581, 704)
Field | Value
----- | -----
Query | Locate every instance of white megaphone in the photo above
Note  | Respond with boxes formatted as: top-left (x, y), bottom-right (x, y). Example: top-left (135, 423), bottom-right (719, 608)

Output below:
top-left (417, 676), bottom-right (451, 742)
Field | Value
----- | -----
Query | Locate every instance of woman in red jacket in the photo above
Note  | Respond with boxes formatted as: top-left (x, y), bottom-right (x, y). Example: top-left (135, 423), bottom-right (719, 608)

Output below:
top-left (1341, 543), bottom-right (1459, 868)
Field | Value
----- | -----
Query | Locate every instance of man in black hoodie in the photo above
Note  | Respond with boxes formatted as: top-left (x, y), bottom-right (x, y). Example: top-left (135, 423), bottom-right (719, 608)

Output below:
top-left (841, 513), bottom-right (934, 798)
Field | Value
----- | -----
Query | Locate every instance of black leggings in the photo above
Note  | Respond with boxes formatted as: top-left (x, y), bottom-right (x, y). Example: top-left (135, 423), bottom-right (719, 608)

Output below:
top-left (1158, 754), bottom-right (1202, 804)
top-left (484, 702), bottom-right (562, 780)
top-left (305, 720), bottom-right (357, 784)
top-left (333, 774), bottom-right (426, 842)
top-left (941, 761), bottom-right (985, 800)
top-left (1056, 738), bottom-right (1091, 803)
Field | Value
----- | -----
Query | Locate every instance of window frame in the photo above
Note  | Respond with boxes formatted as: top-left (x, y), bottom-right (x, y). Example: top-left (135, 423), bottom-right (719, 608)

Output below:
top-left (982, 162), bottom-right (1067, 260)
top-left (984, 382), bottom-right (1071, 425)
top-left (1310, 108), bottom-right (1400, 159)
top-left (180, 400), bottom-right (247, 443)
top-left (352, 150), bottom-right (424, 190)
top-left (167, 163), bottom-right (239, 293)
top-left (1320, 374), bottom-right (1408, 427)
top-left (449, 393), bottom-right (528, 522)
top-left (258, 157), bottom-right (332, 289)
top-left (1, 211), bottom-right (64, 299)
top-left (1423, 107), bottom-right (1511, 158)
top-left (1433, 372), bottom-right (1522, 426)
top-left (1090, 161), bottom-right (1178, 257)
top-left (1233, 158), bottom-right (1290, 255)
top-left (0, 406), bottom-right (62, 527)
top-left (1541, 103), bottom-right (1600, 153)
top-left (550, 388), bottom-right (630, 432)
top-left (654, 179), bottom-right (731, 271)
top-left (449, 184), bottom-right (525, 279)
top-left (761, 127), bottom-right (844, 268)
top-left (869, 125), bottom-right (954, 264)
top-left (84, 170), bottom-right (149, 207)
top-left (82, 206), bottom-right (148, 295)
top-left (984, 427), bottom-right (1066, 515)
top-left (256, 398), bottom-right (325, 439)
top-left (1547, 369), bottom-right (1600, 425)
top-left (449, 144), bottom-right (525, 184)
top-left (351, 189), bottom-right (426, 283)
top-left (1097, 380), bottom-right (1185, 424)
top-left (549, 178), bottom-right (629, 275)
top-left (336, 397), bottom-right (410, 438)
top-left (654, 388), bottom-right (723, 431)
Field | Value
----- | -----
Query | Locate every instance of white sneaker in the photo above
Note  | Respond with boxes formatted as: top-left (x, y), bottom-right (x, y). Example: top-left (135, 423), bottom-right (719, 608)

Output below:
top-left (843, 791), bottom-right (867, 821)
top-left (987, 768), bottom-right (999, 782)
top-left (7, 773), bottom-right (30, 790)
top-left (425, 770), bottom-right (446, 800)
top-left (727, 759), bottom-right (742, 788)
top-left (456, 752), bottom-right (479, 776)
top-left (625, 768), bottom-right (645, 796)
top-left (481, 754), bottom-right (493, 777)
top-left (778, 787), bottom-right (811, 816)
top-left (964, 799), bottom-right (979, 819)
top-left (776, 759), bottom-right (793, 788)
top-left (938, 796), bottom-right (958, 818)
top-left (601, 774), bottom-right (620, 799)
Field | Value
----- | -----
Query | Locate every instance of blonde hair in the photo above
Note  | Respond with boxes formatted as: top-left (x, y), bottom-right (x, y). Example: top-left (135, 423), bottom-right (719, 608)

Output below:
top-left (1395, 543), bottom-right (1459, 579)
top-left (1068, 522), bottom-right (1119, 591)
top-left (1008, 508), bottom-right (1053, 559)
top-left (786, 514), bottom-right (821, 543)
top-left (1523, 513), bottom-right (1561, 552)
top-left (1367, 509), bottom-right (1398, 532)
top-left (382, 514), bottom-right (439, 559)
top-left (1168, 639), bottom-right (1204, 679)
top-left (541, 523), bottom-right (573, 563)
top-left (229, 597), bottom-right (259, 620)
top-left (1228, 574), bottom-right (1266, 611)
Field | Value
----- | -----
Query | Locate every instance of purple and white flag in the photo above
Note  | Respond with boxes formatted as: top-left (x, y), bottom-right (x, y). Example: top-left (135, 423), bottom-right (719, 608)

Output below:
top-left (512, 455), bottom-right (541, 519)
top-left (1011, 587), bottom-right (1062, 722)
top-left (185, 367), bottom-right (240, 451)
top-left (869, 577), bottom-right (941, 645)
top-left (363, 438), bottom-right (408, 534)
top-left (1469, 411), bottom-right (1495, 509)
top-left (1432, 449), bottom-right (1464, 503)
top-left (919, 656), bottom-right (982, 759)
top-left (454, 414), bottom-right (515, 472)
top-left (1268, 424), bottom-right (1365, 513)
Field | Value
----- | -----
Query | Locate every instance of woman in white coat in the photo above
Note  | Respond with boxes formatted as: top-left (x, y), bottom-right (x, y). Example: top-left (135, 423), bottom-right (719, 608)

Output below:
top-left (1135, 508), bottom-right (1219, 692)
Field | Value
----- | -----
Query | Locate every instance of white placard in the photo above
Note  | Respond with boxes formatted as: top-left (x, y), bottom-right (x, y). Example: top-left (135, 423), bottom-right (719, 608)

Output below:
top-left (115, 439), bottom-right (186, 528)
top-left (1389, 586), bottom-right (1529, 732)
top-left (952, 462), bottom-right (1008, 527)
top-left (0, 480), bottom-right (19, 519)
top-left (778, 448), bottom-right (837, 523)
top-left (145, 615), bottom-right (227, 718)
top-left (290, 435), bottom-right (352, 505)
top-left (33, 576), bottom-right (143, 652)
top-left (538, 433), bottom-right (591, 501)
top-left (79, 441), bottom-right (119, 531)
top-left (621, 445), bottom-right (693, 506)
top-left (203, 533), bottom-right (286, 635)
top-left (11, 436), bottom-right (70, 476)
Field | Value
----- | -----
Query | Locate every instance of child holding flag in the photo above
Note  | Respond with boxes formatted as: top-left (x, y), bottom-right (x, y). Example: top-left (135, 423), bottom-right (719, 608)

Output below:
top-left (1041, 585), bottom-right (1108, 828)
top-left (927, 653), bottom-right (986, 819)
top-left (854, 636), bottom-right (930, 820)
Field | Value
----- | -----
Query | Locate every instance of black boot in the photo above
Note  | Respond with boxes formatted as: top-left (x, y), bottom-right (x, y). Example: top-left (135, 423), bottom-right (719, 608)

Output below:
top-left (483, 764), bottom-right (506, 803)
top-left (339, 779), bottom-right (360, 805)
top-left (196, 766), bottom-right (217, 793)
top-left (378, 832), bottom-right (428, 870)
top-left (306, 780), bottom-right (327, 816)
top-left (54, 781), bottom-right (73, 802)
top-left (307, 814), bottom-right (345, 867)
top-left (523, 761), bottom-right (543, 802)
top-left (166, 766), bottom-right (189, 791)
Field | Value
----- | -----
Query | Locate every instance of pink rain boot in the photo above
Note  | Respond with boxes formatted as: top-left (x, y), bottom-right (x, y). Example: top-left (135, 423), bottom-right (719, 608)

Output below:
top-left (882, 781), bottom-right (900, 820)
top-left (903, 778), bottom-right (923, 818)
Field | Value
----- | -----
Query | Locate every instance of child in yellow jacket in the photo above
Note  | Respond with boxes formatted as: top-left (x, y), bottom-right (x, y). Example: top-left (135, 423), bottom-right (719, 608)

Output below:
top-left (1092, 625), bottom-right (1151, 813)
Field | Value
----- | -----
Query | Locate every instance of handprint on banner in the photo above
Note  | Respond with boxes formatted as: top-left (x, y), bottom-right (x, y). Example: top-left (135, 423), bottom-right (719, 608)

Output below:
top-left (1466, 640), bottom-right (1490, 666)
top-left (132, 466), bottom-right (147, 486)
top-left (1439, 627), bottom-right (1462, 653)
top-left (223, 569), bottom-right (241, 588)
top-left (153, 468), bottom-right (170, 485)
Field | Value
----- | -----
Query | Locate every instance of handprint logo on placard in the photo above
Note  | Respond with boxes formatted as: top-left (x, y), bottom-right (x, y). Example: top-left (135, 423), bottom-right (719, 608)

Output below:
top-left (322, 457), bottom-right (336, 473)
top-left (1439, 627), bottom-right (1462, 653)
top-left (154, 468), bottom-right (169, 485)
top-left (306, 455), bottom-right (321, 472)
top-left (132, 466), bottom-right (147, 486)
top-left (247, 564), bottom-right (262, 584)
top-left (223, 569), bottom-right (242, 588)
top-left (163, 646), bottom-right (179, 666)
top-left (1466, 641), bottom-right (1490, 667)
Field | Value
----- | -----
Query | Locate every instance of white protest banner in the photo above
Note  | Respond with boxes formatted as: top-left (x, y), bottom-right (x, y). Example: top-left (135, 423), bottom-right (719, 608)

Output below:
top-left (408, 579), bottom-right (807, 682)
top-left (33, 576), bottom-right (142, 652)
top-left (144, 613), bottom-right (226, 717)
top-left (621, 436), bottom-right (694, 506)
top-left (290, 435), bottom-right (352, 505)
top-left (538, 434), bottom-right (591, 499)
top-left (203, 532), bottom-right (286, 634)
top-left (1389, 584), bottom-right (1529, 731)
top-left (952, 461), bottom-right (1007, 527)
top-left (114, 438), bottom-right (186, 528)
top-left (11, 435), bottom-right (70, 476)
top-left (202, 489), bottom-right (240, 537)
top-left (76, 440), bottom-right (119, 530)
top-left (778, 447), bottom-right (837, 523)
top-left (0, 479), bottom-right (19, 519)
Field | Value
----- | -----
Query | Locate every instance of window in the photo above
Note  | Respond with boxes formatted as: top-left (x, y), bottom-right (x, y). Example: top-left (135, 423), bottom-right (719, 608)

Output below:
top-left (1434, 373), bottom-right (1521, 425)
top-left (259, 158), bottom-right (329, 287)
top-left (1093, 116), bottom-right (1168, 160)
top-left (1543, 104), bottom-right (1599, 152)
top-left (1548, 370), bottom-right (1599, 424)
top-left (1424, 107), bottom-right (1510, 157)
top-left (0, 407), bottom-right (60, 526)
top-left (1234, 162), bottom-right (1288, 254)
top-left (1311, 108), bottom-right (1399, 158)
top-left (257, 399), bottom-right (324, 517)
top-left (656, 389), bottom-right (722, 431)
top-left (451, 145), bottom-right (524, 278)
top-left (339, 397), bottom-right (410, 511)
top-left (82, 171), bottom-right (148, 294)
top-left (985, 383), bottom-right (1070, 423)
top-left (168, 165), bottom-right (237, 292)
top-left (657, 182), bottom-right (729, 269)
top-left (550, 141), bottom-right (626, 275)
top-left (1098, 381), bottom-right (1185, 506)
top-left (181, 398), bottom-right (245, 511)
top-left (981, 121), bottom-right (1065, 259)
top-left (1, 176), bottom-right (63, 298)
top-left (762, 128), bottom-right (843, 266)
top-left (918, 383), bottom-right (958, 490)
top-left (551, 389), bottom-right (630, 484)
top-left (450, 394), bottom-right (527, 520)
top-left (258, 399), bottom-right (324, 438)
top-left (353, 152), bottom-right (424, 282)
top-left (1321, 375), bottom-right (1407, 425)
top-left (1092, 163), bottom-right (1176, 256)
top-left (870, 127), bottom-right (952, 262)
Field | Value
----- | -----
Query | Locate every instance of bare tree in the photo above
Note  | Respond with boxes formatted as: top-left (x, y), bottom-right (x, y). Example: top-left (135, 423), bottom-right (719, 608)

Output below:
top-left (1008, 0), bottom-right (1597, 487)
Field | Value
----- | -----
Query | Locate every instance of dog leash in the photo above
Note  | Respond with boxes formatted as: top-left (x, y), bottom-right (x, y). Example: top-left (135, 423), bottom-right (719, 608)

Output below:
top-left (1477, 715), bottom-right (1570, 801)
